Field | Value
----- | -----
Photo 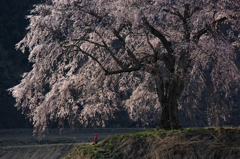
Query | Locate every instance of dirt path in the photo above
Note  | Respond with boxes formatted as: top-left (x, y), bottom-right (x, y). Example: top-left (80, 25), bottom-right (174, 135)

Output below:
top-left (0, 128), bottom-right (128, 140)
top-left (0, 128), bottom-right (149, 140)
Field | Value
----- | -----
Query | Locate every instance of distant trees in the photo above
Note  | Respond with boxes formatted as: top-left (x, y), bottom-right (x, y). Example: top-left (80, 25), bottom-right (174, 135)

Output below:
top-left (10, 0), bottom-right (240, 135)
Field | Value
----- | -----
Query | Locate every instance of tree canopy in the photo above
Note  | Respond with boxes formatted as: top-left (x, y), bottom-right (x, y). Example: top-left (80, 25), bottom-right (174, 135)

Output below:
top-left (10, 0), bottom-right (240, 135)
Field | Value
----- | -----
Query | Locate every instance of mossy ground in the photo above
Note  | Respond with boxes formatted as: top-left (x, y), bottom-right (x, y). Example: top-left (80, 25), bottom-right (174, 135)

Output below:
top-left (62, 127), bottom-right (240, 159)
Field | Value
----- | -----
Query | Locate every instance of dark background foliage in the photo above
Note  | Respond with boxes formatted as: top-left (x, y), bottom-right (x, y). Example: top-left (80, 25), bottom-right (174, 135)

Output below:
top-left (0, 0), bottom-right (42, 128)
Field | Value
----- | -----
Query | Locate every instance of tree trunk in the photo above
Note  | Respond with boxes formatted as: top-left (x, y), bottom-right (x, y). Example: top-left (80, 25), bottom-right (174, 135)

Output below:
top-left (158, 95), bottom-right (182, 130)
top-left (155, 75), bottom-right (183, 130)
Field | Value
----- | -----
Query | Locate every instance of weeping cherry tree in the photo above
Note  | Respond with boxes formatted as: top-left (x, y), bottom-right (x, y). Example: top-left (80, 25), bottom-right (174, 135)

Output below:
top-left (9, 0), bottom-right (240, 135)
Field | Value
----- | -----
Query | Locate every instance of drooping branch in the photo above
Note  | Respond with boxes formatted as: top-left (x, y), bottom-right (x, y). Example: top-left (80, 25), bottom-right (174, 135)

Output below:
top-left (63, 43), bottom-right (142, 76)
top-left (64, 44), bottom-right (108, 73)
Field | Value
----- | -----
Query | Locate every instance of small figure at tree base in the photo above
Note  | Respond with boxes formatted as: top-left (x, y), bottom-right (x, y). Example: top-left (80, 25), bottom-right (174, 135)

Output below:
top-left (94, 133), bottom-right (98, 144)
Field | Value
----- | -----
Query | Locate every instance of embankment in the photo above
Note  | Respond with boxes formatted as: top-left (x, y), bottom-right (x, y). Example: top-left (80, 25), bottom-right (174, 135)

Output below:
top-left (0, 128), bottom-right (148, 159)
top-left (63, 127), bottom-right (240, 159)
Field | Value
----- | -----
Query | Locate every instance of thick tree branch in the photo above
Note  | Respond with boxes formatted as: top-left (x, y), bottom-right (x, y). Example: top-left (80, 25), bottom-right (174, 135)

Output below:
top-left (142, 17), bottom-right (173, 54)
top-left (126, 48), bottom-right (141, 66)
top-left (117, 23), bottom-right (132, 32)
top-left (193, 17), bottom-right (227, 42)
top-left (145, 33), bottom-right (158, 62)
top-left (86, 11), bottom-right (103, 21)
top-left (163, 4), bottom-right (190, 41)
top-left (163, 9), bottom-right (184, 20)
top-left (94, 31), bottom-right (125, 69)
top-left (79, 39), bottom-right (105, 47)
top-left (113, 28), bottom-right (140, 67)
top-left (64, 45), bottom-right (108, 73)
top-left (64, 45), bottom-right (142, 76)
top-left (193, 27), bottom-right (208, 42)
top-left (142, 18), bottom-right (175, 72)
top-left (105, 65), bottom-right (141, 75)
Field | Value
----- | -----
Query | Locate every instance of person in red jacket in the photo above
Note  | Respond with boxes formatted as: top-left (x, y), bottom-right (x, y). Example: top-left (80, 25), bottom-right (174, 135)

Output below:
top-left (94, 133), bottom-right (98, 144)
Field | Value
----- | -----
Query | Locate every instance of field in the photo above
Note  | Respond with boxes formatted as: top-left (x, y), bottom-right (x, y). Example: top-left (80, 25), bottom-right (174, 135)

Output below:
top-left (0, 128), bottom-right (149, 159)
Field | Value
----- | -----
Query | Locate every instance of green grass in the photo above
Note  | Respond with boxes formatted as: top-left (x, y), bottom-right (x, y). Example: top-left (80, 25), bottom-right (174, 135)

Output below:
top-left (62, 143), bottom-right (100, 159)
top-left (62, 127), bottom-right (240, 159)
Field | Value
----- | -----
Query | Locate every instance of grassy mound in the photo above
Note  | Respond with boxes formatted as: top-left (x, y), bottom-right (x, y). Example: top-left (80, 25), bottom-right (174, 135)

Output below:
top-left (62, 127), bottom-right (240, 159)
